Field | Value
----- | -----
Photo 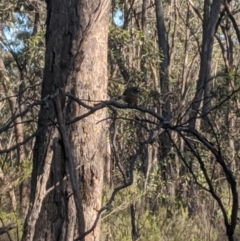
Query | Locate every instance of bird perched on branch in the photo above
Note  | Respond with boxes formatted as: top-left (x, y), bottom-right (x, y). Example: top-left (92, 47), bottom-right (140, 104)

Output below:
top-left (120, 86), bottom-right (140, 106)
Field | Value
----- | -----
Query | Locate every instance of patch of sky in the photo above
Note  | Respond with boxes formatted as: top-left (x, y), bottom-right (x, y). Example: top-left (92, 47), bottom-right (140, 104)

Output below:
top-left (2, 12), bottom-right (33, 52)
top-left (113, 9), bottom-right (124, 27)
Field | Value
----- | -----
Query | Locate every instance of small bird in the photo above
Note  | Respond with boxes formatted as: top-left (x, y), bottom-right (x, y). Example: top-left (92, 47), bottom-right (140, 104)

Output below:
top-left (120, 87), bottom-right (140, 105)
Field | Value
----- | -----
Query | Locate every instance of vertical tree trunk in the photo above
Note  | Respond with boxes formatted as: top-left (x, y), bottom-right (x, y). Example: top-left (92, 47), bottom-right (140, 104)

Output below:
top-left (155, 0), bottom-right (175, 199)
top-left (155, 0), bottom-right (170, 120)
top-left (22, 1), bottom-right (109, 241)
top-left (68, 1), bottom-right (110, 240)
top-left (189, 0), bottom-right (221, 128)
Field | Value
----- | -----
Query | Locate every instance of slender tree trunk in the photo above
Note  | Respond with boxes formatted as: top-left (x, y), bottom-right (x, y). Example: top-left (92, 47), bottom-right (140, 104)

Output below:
top-left (189, 0), bottom-right (221, 129)
top-left (22, 1), bottom-right (109, 241)
top-left (0, 52), bottom-right (20, 214)
top-left (155, 0), bottom-right (175, 199)
top-left (155, 0), bottom-right (170, 120)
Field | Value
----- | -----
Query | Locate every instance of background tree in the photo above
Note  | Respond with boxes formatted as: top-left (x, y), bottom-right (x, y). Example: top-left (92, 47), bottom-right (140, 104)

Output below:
top-left (1, 0), bottom-right (240, 241)
top-left (106, 1), bottom-right (240, 241)
top-left (0, 1), bottom-right (45, 240)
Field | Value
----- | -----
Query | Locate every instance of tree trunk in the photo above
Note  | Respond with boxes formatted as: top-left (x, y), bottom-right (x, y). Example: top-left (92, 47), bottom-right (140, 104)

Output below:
top-left (155, 0), bottom-right (170, 120)
top-left (189, 0), bottom-right (221, 128)
top-left (22, 1), bottom-right (109, 241)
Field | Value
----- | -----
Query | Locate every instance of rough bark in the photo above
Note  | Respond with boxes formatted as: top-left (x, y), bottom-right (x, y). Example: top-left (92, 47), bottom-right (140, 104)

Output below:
top-left (68, 1), bottom-right (110, 239)
top-left (22, 1), bottom-right (109, 241)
